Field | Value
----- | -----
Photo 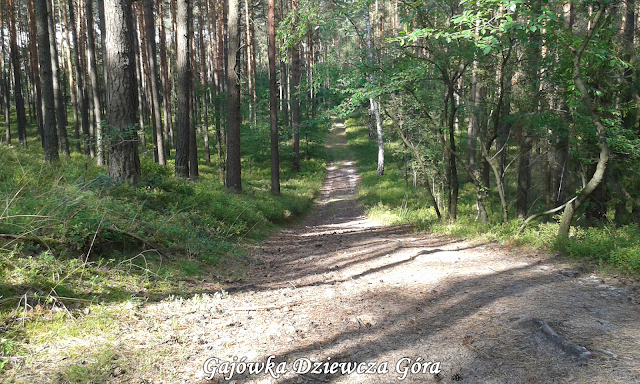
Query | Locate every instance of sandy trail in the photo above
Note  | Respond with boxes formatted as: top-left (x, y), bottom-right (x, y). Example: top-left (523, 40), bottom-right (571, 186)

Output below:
top-left (9, 124), bottom-right (640, 384)
top-left (177, 123), bottom-right (640, 384)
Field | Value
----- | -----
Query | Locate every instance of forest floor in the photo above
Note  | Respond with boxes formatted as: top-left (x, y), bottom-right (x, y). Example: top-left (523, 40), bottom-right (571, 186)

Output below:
top-left (7, 124), bottom-right (640, 384)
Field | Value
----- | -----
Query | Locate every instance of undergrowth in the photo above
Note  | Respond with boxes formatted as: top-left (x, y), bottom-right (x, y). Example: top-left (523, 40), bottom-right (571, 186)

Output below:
top-left (344, 116), bottom-right (640, 277)
top-left (0, 115), bottom-right (329, 378)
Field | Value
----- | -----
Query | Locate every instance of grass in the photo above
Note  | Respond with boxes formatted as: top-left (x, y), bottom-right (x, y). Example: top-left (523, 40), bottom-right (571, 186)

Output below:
top-left (344, 115), bottom-right (640, 277)
top-left (0, 111), bottom-right (330, 378)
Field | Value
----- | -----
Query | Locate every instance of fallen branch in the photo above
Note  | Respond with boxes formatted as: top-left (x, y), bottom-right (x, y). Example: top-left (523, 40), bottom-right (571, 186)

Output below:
top-left (0, 233), bottom-right (61, 249)
top-left (518, 197), bottom-right (577, 233)
top-left (105, 225), bottom-right (169, 259)
top-left (511, 316), bottom-right (592, 359)
top-left (229, 302), bottom-right (301, 311)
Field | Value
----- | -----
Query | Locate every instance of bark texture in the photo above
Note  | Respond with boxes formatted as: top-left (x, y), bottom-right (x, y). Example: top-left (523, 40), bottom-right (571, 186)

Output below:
top-left (105, 0), bottom-right (140, 184)
top-left (175, 0), bottom-right (191, 178)
top-left (268, 0), bottom-right (280, 194)
top-left (35, 0), bottom-right (59, 162)
top-left (226, 0), bottom-right (242, 191)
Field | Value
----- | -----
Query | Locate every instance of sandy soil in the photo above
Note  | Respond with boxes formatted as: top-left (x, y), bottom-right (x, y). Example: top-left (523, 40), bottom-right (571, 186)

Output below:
top-left (7, 124), bottom-right (640, 384)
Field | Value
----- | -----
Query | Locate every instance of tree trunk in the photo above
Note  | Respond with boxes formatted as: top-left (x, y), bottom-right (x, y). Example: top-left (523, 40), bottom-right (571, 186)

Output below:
top-left (516, 134), bottom-right (532, 218)
top-left (226, 0), bottom-right (242, 190)
top-left (268, 0), bottom-right (280, 194)
top-left (291, 0), bottom-right (301, 172)
top-left (214, 0), bottom-right (225, 178)
top-left (447, 85), bottom-right (459, 221)
top-left (620, 0), bottom-right (636, 133)
top-left (61, 0), bottom-right (80, 152)
top-left (175, 0), bottom-right (191, 178)
top-left (557, 1), bottom-right (609, 240)
top-left (364, 4), bottom-right (384, 176)
top-left (78, 0), bottom-right (93, 156)
top-left (35, 0), bottom-right (60, 162)
top-left (68, 0), bottom-right (90, 156)
top-left (198, 0), bottom-right (210, 165)
top-left (249, 0), bottom-right (256, 127)
top-left (0, 1), bottom-right (11, 144)
top-left (104, 0), bottom-right (140, 184)
top-left (280, 61), bottom-right (290, 128)
top-left (48, 0), bottom-right (70, 156)
top-left (28, 0), bottom-right (44, 145)
top-left (158, 0), bottom-right (172, 155)
top-left (244, 0), bottom-right (254, 128)
top-left (132, 9), bottom-right (147, 150)
top-left (85, 0), bottom-right (103, 164)
top-left (188, 19), bottom-right (198, 181)
top-left (467, 60), bottom-right (478, 177)
top-left (143, 0), bottom-right (165, 165)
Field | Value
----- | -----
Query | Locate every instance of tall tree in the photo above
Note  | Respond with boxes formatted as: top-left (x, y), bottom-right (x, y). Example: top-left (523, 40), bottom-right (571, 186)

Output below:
top-left (85, 0), bottom-right (103, 163)
top-left (104, 0), bottom-right (141, 184)
top-left (226, 0), bottom-right (242, 191)
top-left (68, 0), bottom-right (91, 156)
top-left (61, 0), bottom-right (81, 152)
top-left (291, 0), bottom-right (300, 172)
top-left (268, 0), bottom-right (280, 194)
top-left (48, 0), bottom-right (70, 156)
top-left (158, 0), bottom-right (173, 154)
top-left (198, 0), bottom-right (210, 165)
top-left (78, 0), bottom-right (93, 156)
top-left (175, 0), bottom-right (191, 178)
top-left (34, 0), bottom-right (59, 162)
top-left (143, 0), bottom-right (165, 165)
top-left (364, 2), bottom-right (384, 176)
top-left (187, 6), bottom-right (198, 180)
top-left (557, 0), bottom-right (609, 239)
top-left (27, 0), bottom-right (44, 143)
top-left (0, 0), bottom-right (11, 144)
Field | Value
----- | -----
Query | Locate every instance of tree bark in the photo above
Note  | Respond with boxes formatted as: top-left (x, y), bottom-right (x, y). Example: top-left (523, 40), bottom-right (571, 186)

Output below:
top-left (158, 0), bottom-right (172, 155)
top-left (35, 0), bottom-right (60, 162)
top-left (85, 0), bottom-right (104, 164)
top-left (104, 0), bottom-right (141, 184)
top-left (143, 0), bottom-right (165, 165)
top-left (68, 0), bottom-right (91, 156)
top-left (28, 0), bottom-right (44, 145)
top-left (175, 0), bottom-right (191, 178)
top-left (0, 0), bottom-right (11, 144)
top-left (132, 8), bottom-right (147, 150)
top-left (226, 0), bottom-right (242, 191)
top-left (268, 0), bottom-right (280, 194)
top-left (78, 0), bottom-right (93, 156)
top-left (213, 0), bottom-right (225, 178)
top-left (48, 0), bottom-right (70, 156)
top-left (291, 0), bottom-right (300, 172)
top-left (364, 3), bottom-right (384, 176)
top-left (61, 0), bottom-right (81, 152)
top-left (188, 16), bottom-right (198, 180)
top-left (244, 0), bottom-right (254, 128)
top-left (198, 0), bottom-right (210, 165)
top-left (447, 85), bottom-right (459, 221)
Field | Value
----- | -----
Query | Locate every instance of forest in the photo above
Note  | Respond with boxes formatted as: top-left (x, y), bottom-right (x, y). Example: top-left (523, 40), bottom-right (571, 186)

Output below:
top-left (1, 0), bottom-right (640, 380)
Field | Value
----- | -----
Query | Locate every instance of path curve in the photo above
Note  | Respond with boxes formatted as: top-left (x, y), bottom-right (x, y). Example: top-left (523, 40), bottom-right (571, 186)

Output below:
top-left (184, 123), bottom-right (640, 384)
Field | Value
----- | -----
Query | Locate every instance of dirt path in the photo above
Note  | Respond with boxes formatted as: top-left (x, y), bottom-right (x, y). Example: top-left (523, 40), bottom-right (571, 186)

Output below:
top-left (177, 124), bottom-right (640, 384)
top-left (10, 124), bottom-right (640, 384)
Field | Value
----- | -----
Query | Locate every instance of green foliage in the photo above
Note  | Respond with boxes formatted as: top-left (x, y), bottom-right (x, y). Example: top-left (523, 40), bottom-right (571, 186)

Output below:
top-left (346, 116), bottom-right (640, 277)
top-left (557, 225), bottom-right (640, 275)
top-left (0, 101), bottom-right (329, 369)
